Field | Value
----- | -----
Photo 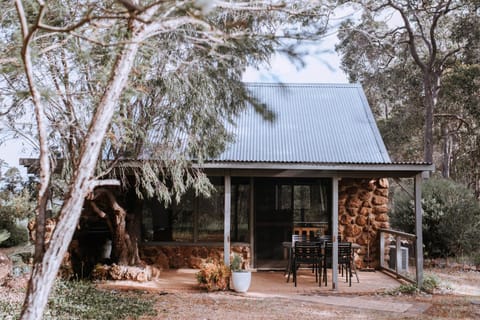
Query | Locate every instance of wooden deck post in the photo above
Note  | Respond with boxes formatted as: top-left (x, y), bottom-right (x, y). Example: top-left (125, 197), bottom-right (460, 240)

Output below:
top-left (332, 177), bottom-right (339, 290)
top-left (224, 174), bottom-right (231, 266)
top-left (414, 173), bottom-right (424, 287)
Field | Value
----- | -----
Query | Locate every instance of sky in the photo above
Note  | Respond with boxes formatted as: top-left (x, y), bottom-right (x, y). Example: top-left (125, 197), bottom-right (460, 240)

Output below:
top-left (0, 24), bottom-right (349, 175)
top-left (243, 33), bottom-right (348, 84)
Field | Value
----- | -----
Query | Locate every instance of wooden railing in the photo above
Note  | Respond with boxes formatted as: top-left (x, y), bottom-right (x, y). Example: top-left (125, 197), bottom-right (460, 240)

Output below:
top-left (378, 228), bottom-right (417, 284)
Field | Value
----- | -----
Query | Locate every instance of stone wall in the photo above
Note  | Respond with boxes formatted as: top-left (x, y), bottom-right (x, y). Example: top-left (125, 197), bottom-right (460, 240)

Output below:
top-left (338, 178), bottom-right (390, 269)
top-left (140, 244), bottom-right (251, 270)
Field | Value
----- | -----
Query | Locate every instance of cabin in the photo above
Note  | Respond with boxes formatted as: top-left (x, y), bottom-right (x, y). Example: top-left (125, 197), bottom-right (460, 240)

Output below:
top-left (138, 83), bottom-right (433, 287)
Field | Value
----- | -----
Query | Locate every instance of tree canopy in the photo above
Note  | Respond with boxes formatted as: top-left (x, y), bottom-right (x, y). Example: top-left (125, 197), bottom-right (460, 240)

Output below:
top-left (336, 0), bottom-right (480, 190)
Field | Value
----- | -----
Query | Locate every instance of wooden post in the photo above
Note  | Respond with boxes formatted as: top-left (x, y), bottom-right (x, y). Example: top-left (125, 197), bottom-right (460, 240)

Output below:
top-left (414, 173), bottom-right (424, 287)
top-left (249, 177), bottom-right (255, 268)
top-left (224, 174), bottom-right (231, 266)
top-left (332, 177), bottom-right (339, 290)
top-left (379, 230), bottom-right (385, 268)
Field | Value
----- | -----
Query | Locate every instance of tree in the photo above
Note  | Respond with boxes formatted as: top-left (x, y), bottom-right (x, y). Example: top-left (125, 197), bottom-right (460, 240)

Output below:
top-left (1, 1), bottom-right (333, 318)
top-left (336, 0), bottom-right (480, 167)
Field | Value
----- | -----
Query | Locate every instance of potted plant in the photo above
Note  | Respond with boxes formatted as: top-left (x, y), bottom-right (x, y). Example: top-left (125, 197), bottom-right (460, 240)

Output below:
top-left (230, 253), bottom-right (251, 293)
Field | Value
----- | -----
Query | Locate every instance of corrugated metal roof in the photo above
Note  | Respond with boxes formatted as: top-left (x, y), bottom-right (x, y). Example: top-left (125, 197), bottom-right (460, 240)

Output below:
top-left (216, 83), bottom-right (391, 164)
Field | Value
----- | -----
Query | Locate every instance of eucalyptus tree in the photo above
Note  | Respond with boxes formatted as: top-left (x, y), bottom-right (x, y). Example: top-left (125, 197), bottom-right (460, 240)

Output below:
top-left (335, 0), bottom-right (480, 169)
top-left (439, 62), bottom-right (480, 194)
top-left (0, 0), bottom-right (334, 318)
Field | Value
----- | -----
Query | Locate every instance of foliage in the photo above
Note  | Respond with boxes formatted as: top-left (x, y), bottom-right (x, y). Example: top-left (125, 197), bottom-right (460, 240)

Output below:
top-left (386, 283), bottom-right (419, 295)
top-left (385, 273), bottom-right (440, 295)
top-left (196, 259), bottom-right (230, 291)
top-left (0, 166), bottom-right (35, 247)
top-left (0, 279), bottom-right (157, 320)
top-left (440, 63), bottom-right (480, 194)
top-left (421, 274), bottom-right (441, 294)
top-left (336, 0), bottom-right (480, 180)
top-left (230, 252), bottom-right (248, 272)
top-left (391, 177), bottom-right (480, 258)
top-left (0, 0), bottom-right (333, 204)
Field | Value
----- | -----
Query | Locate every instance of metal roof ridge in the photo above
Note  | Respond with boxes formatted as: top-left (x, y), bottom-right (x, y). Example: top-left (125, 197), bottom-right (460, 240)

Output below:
top-left (243, 82), bottom-right (361, 88)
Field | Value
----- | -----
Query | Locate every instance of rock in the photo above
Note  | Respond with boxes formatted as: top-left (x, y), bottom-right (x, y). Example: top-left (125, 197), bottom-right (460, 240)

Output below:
top-left (378, 178), bottom-right (389, 188)
top-left (372, 196), bottom-right (388, 206)
top-left (356, 215), bottom-right (367, 226)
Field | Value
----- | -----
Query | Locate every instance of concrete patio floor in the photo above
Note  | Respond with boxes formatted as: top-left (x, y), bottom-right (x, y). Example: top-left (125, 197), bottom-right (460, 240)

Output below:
top-left (153, 268), bottom-right (404, 295)
top-left (100, 268), bottom-right (432, 316)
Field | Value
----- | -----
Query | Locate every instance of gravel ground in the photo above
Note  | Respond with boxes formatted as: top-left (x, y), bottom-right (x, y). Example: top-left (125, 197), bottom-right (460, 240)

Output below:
top-left (2, 257), bottom-right (479, 320)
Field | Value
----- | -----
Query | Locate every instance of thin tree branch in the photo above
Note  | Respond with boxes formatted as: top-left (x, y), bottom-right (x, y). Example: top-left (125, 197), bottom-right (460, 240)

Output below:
top-left (14, 0), bottom-right (52, 262)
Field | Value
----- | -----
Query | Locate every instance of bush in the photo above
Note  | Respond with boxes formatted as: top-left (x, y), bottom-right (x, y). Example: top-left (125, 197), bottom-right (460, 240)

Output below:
top-left (421, 274), bottom-right (441, 294)
top-left (196, 259), bottom-right (230, 291)
top-left (0, 219), bottom-right (28, 247)
top-left (0, 189), bottom-right (34, 247)
top-left (391, 177), bottom-right (480, 258)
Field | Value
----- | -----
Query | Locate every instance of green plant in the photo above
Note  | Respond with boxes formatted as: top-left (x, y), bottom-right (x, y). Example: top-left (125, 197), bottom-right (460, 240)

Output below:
top-left (386, 283), bottom-right (419, 295)
top-left (196, 259), bottom-right (230, 291)
top-left (391, 177), bottom-right (480, 258)
top-left (0, 188), bottom-right (35, 247)
top-left (230, 253), bottom-right (246, 272)
top-left (422, 274), bottom-right (441, 294)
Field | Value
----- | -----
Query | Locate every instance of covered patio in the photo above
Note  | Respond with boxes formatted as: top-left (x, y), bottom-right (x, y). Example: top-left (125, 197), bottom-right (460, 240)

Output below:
top-left (102, 267), bottom-right (404, 295)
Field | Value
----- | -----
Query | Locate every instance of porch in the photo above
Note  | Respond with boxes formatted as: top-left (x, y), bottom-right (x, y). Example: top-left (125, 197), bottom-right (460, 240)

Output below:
top-left (104, 267), bottom-right (404, 295)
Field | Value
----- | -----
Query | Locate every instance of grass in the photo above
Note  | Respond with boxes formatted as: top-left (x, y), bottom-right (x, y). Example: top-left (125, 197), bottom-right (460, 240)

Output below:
top-left (0, 280), bottom-right (157, 320)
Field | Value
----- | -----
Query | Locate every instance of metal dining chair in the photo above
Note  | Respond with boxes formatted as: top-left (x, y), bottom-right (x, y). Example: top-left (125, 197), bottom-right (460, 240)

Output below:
top-left (322, 242), bottom-right (353, 287)
top-left (292, 241), bottom-right (323, 287)
top-left (285, 234), bottom-right (307, 282)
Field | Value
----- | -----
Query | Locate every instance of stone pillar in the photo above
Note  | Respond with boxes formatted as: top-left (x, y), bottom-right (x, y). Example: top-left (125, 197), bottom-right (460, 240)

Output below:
top-left (338, 178), bottom-right (390, 269)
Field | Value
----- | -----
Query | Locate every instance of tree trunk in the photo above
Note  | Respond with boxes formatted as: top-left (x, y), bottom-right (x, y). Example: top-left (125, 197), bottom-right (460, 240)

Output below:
top-left (91, 188), bottom-right (141, 266)
top-left (423, 72), bottom-right (440, 165)
top-left (441, 124), bottom-right (451, 178)
top-left (19, 25), bottom-right (144, 320)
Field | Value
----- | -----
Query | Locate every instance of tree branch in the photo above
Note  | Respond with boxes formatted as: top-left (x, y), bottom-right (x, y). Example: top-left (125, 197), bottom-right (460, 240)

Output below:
top-left (387, 0), bottom-right (427, 71)
top-left (14, 0), bottom-right (52, 263)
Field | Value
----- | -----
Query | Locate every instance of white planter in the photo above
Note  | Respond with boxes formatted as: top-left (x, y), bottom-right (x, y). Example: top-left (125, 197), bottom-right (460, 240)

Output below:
top-left (231, 271), bottom-right (251, 293)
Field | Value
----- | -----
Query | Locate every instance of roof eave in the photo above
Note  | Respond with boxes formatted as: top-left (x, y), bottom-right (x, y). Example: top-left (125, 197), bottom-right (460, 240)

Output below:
top-left (198, 161), bottom-right (435, 178)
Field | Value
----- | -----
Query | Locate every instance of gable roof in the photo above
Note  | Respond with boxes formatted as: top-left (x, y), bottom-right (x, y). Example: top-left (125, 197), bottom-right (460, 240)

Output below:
top-left (216, 83), bottom-right (391, 164)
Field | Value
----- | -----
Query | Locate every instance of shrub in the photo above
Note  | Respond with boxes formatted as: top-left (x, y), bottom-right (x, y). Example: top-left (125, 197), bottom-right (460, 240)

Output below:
top-left (391, 177), bottom-right (480, 258)
top-left (421, 274), bottom-right (441, 294)
top-left (196, 259), bottom-right (230, 291)
top-left (0, 189), bottom-right (34, 247)
top-left (386, 283), bottom-right (419, 295)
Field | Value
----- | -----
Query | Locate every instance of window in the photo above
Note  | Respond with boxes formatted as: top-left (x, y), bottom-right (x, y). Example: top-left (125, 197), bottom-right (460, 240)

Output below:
top-left (142, 177), bottom-right (250, 243)
top-left (273, 180), bottom-right (330, 224)
top-left (197, 180), bottom-right (224, 241)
